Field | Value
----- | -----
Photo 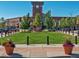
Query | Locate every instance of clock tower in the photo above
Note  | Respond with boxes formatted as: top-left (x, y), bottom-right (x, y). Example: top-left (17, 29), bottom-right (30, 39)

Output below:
top-left (32, 2), bottom-right (44, 18)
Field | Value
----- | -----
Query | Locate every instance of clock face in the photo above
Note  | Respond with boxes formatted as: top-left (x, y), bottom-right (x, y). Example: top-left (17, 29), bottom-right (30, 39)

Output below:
top-left (36, 5), bottom-right (39, 8)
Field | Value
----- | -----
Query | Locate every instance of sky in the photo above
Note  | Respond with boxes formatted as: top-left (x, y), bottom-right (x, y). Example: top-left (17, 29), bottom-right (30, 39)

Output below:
top-left (0, 1), bottom-right (79, 19)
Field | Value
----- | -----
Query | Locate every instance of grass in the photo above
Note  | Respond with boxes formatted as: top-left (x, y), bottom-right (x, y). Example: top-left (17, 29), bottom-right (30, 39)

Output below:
top-left (0, 31), bottom-right (76, 44)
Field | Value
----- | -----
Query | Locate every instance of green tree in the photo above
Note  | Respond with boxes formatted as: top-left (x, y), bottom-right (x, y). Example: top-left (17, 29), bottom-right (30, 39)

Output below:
top-left (68, 17), bottom-right (75, 27)
top-left (45, 11), bottom-right (54, 29)
top-left (0, 17), bottom-right (5, 28)
top-left (68, 17), bottom-right (76, 31)
top-left (76, 16), bottom-right (79, 25)
top-left (60, 17), bottom-right (70, 28)
top-left (33, 13), bottom-right (42, 27)
top-left (60, 17), bottom-right (76, 32)
top-left (20, 13), bottom-right (30, 29)
top-left (75, 16), bottom-right (79, 28)
top-left (74, 16), bottom-right (79, 31)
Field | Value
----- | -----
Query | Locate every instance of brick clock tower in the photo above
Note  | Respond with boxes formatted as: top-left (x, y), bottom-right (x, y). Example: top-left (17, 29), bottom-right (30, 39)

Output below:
top-left (32, 2), bottom-right (44, 17)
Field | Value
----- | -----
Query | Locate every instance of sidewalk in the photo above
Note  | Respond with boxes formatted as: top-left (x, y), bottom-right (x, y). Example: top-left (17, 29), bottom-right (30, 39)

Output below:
top-left (0, 44), bottom-right (79, 58)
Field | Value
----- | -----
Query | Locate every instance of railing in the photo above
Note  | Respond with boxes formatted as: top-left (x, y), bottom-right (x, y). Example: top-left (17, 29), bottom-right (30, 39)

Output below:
top-left (26, 36), bottom-right (79, 45)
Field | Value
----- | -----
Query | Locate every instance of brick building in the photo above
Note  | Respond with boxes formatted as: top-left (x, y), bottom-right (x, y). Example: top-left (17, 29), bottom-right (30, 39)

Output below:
top-left (5, 17), bottom-right (21, 28)
top-left (32, 2), bottom-right (44, 18)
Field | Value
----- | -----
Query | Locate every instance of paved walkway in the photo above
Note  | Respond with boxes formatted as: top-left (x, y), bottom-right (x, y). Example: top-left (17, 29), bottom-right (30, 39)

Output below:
top-left (0, 44), bottom-right (79, 58)
top-left (57, 30), bottom-right (78, 36)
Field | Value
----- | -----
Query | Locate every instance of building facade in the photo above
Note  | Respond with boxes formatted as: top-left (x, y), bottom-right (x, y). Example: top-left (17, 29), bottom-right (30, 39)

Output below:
top-left (5, 2), bottom-right (78, 29)
top-left (5, 17), bottom-right (21, 28)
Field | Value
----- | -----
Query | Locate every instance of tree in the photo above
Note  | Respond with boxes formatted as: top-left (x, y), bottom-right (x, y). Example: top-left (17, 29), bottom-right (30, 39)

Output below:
top-left (20, 13), bottom-right (30, 29)
top-left (60, 17), bottom-right (76, 32)
top-left (74, 16), bottom-right (79, 26)
top-left (0, 17), bottom-right (5, 28)
top-left (68, 17), bottom-right (75, 27)
top-left (59, 17), bottom-right (70, 31)
top-left (45, 11), bottom-right (54, 29)
top-left (60, 17), bottom-right (72, 28)
top-left (33, 13), bottom-right (42, 27)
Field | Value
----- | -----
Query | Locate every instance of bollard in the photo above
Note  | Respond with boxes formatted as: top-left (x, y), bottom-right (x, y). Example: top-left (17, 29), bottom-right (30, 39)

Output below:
top-left (47, 36), bottom-right (49, 45)
top-left (75, 36), bottom-right (77, 44)
top-left (27, 36), bottom-right (29, 45)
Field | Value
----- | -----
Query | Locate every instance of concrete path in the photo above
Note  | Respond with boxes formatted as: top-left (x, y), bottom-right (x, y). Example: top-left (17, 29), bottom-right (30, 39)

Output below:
top-left (57, 31), bottom-right (78, 36)
top-left (0, 44), bottom-right (79, 58)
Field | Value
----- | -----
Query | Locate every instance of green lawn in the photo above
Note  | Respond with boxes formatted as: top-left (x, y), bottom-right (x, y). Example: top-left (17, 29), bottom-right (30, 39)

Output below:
top-left (0, 31), bottom-right (76, 44)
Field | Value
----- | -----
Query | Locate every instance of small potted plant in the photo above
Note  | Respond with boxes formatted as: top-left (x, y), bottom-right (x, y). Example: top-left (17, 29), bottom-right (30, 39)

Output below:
top-left (63, 39), bottom-right (74, 55)
top-left (2, 39), bottom-right (15, 55)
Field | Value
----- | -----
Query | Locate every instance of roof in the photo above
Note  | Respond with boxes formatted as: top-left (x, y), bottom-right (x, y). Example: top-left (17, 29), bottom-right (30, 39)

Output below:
top-left (5, 16), bottom-right (76, 22)
top-left (31, 1), bottom-right (44, 5)
top-left (6, 17), bottom-right (22, 20)
top-left (52, 16), bottom-right (75, 20)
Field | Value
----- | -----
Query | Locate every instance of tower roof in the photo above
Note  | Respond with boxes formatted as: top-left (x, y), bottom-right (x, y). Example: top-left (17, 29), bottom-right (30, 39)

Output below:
top-left (31, 1), bottom-right (44, 5)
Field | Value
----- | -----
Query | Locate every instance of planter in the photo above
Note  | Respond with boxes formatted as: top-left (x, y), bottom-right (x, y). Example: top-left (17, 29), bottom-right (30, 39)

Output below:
top-left (63, 39), bottom-right (74, 55)
top-left (5, 46), bottom-right (14, 55)
top-left (33, 26), bottom-right (42, 32)
top-left (63, 45), bottom-right (74, 55)
top-left (3, 40), bottom-right (15, 55)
